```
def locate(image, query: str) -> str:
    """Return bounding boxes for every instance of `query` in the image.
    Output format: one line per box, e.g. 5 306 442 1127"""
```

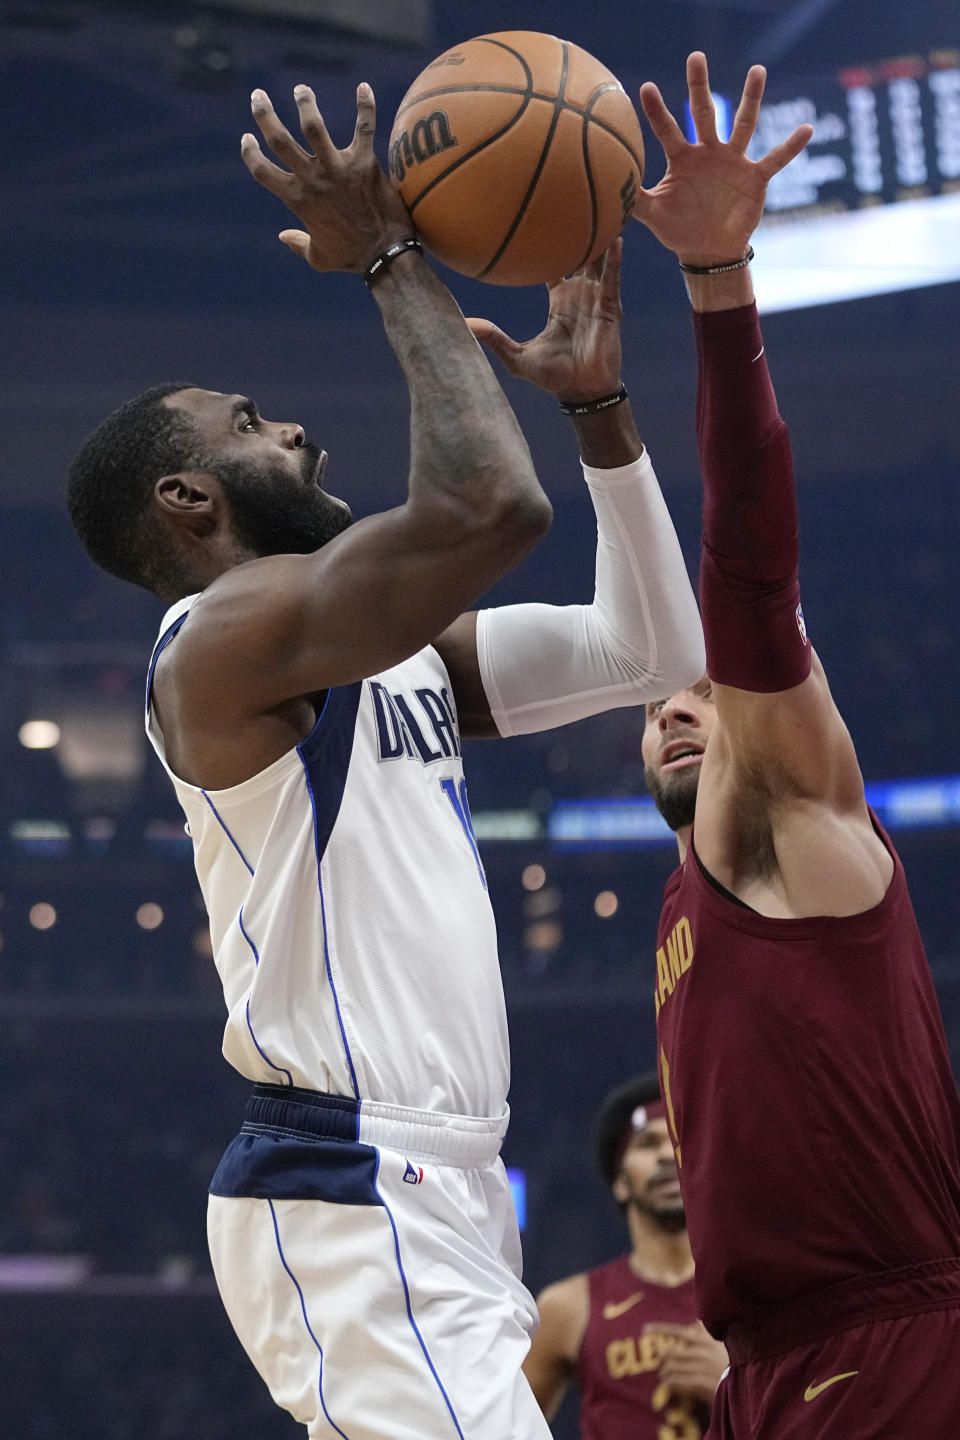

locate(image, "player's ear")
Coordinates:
612 1172 629 1204
154 471 219 536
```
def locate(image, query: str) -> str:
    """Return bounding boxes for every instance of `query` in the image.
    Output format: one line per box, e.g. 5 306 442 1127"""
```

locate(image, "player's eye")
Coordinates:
240 416 258 432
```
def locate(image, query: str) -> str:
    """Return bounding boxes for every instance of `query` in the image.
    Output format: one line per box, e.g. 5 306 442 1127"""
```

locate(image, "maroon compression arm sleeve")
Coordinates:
694 303 812 693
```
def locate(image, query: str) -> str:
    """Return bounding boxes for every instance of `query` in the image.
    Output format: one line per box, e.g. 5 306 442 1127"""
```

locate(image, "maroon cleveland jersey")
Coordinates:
654 817 960 1338
576 1253 712 1440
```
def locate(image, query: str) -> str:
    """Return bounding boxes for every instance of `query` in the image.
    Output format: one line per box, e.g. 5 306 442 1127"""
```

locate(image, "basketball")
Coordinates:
388 31 644 287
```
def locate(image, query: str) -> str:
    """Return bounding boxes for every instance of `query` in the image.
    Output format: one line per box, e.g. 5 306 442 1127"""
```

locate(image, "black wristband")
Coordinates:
678 245 754 276
558 385 628 417
364 237 423 289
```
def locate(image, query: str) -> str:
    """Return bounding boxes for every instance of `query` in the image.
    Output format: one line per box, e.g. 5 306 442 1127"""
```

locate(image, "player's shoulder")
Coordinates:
538 1269 589 1299
535 1272 590 1358
185 553 310 634
156 556 313 681
537 1270 590 1318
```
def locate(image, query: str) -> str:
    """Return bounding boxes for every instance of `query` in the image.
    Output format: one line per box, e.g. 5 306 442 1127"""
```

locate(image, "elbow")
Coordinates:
470 468 551 558
501 488 553 547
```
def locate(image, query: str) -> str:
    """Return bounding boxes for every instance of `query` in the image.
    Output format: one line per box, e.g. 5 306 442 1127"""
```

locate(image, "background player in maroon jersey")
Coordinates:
633 52 960 1438
522 1073 727 1439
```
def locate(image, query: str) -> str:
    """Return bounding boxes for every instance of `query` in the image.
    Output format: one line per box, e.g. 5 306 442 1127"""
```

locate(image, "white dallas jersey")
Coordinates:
146 596 508 1119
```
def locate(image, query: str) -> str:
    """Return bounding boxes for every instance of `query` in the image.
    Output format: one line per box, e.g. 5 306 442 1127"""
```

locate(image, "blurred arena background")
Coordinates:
1 0 959 1435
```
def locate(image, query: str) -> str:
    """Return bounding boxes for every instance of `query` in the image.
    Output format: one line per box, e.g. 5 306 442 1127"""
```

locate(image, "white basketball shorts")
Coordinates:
207 1084 550 1439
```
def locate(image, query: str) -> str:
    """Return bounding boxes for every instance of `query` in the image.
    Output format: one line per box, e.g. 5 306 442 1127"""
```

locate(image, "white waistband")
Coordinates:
358 1098 509 1168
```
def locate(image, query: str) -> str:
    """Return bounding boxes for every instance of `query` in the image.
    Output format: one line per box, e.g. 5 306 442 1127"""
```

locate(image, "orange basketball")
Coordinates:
388 31 644 286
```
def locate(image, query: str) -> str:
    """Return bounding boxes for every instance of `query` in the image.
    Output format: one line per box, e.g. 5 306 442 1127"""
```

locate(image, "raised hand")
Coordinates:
467 240 623 403
633 51 812 266
241 82 414 272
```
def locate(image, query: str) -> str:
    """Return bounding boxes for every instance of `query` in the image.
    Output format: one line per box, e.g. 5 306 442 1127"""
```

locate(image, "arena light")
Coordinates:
18 719 61 749
9 821 71 859
754 193 960 313
136 903 165 931
521 864 546 892
548 774 960 851
506 1169 526 1230
29 903 57 931
471 810 542 841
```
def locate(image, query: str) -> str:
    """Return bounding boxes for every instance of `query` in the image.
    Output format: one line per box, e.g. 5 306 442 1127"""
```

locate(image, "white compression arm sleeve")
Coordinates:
475 450 705 737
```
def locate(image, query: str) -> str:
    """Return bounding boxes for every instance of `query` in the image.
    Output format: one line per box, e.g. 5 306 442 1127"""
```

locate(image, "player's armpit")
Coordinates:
710 652 866 809
695 659 895 918
432 614 498 739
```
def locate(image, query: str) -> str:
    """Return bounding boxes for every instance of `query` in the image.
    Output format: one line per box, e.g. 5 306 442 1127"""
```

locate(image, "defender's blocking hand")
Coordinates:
633 52 812 267
466 239 624 404
241 82 414 272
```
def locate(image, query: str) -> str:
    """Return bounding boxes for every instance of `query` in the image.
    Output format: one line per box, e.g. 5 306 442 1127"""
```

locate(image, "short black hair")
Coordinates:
66 381 202 596
594 1071 663 1187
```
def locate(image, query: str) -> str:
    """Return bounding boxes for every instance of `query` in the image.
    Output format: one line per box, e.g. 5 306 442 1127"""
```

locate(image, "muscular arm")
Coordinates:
186 253 549 692
688 272 891 911
522 1274 589 1421
634 53 890 913
162 87 551 775
439 246 705 738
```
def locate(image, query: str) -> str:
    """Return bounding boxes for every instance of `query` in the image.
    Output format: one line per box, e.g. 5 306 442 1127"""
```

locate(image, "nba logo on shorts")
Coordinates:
796 602 808 645
403 1160 424 1185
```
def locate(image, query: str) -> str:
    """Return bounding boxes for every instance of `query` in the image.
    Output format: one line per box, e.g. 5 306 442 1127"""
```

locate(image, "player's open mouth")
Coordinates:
313 450 328 487
661 745 703 772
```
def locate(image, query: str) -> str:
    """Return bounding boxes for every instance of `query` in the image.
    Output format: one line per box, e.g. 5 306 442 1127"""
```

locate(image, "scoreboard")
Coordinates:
754 50 960 221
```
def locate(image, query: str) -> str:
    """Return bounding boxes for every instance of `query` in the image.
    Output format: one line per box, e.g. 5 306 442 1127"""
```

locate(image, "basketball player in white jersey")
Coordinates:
66 84 704 1438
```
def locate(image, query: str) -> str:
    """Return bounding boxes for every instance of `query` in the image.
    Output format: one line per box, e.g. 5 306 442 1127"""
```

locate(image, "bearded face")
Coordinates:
641 681 716 833
212 445 353 558
645 759 701 833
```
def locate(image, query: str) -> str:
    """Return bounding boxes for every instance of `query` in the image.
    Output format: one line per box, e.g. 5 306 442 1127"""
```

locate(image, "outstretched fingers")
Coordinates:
292 85 338 164
756 122 814 179
351 83 377 153
241 131 292 197
685 51 718 144
249 88 311 170
728 64 767 153
242 83 346 194
638 81 688 160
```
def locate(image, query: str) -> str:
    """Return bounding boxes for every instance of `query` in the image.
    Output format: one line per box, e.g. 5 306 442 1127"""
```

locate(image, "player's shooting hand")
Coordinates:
632 51 812 267
647 1321 729 1405
466 239 623 403
242 83 414 272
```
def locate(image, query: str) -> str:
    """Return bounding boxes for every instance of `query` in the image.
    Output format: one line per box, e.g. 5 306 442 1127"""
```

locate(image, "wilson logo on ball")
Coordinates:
388 111 458 183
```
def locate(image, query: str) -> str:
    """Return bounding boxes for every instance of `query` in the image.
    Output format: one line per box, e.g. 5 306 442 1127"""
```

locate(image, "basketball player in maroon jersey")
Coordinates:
522 1073 727 1439
632 53 960 1437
